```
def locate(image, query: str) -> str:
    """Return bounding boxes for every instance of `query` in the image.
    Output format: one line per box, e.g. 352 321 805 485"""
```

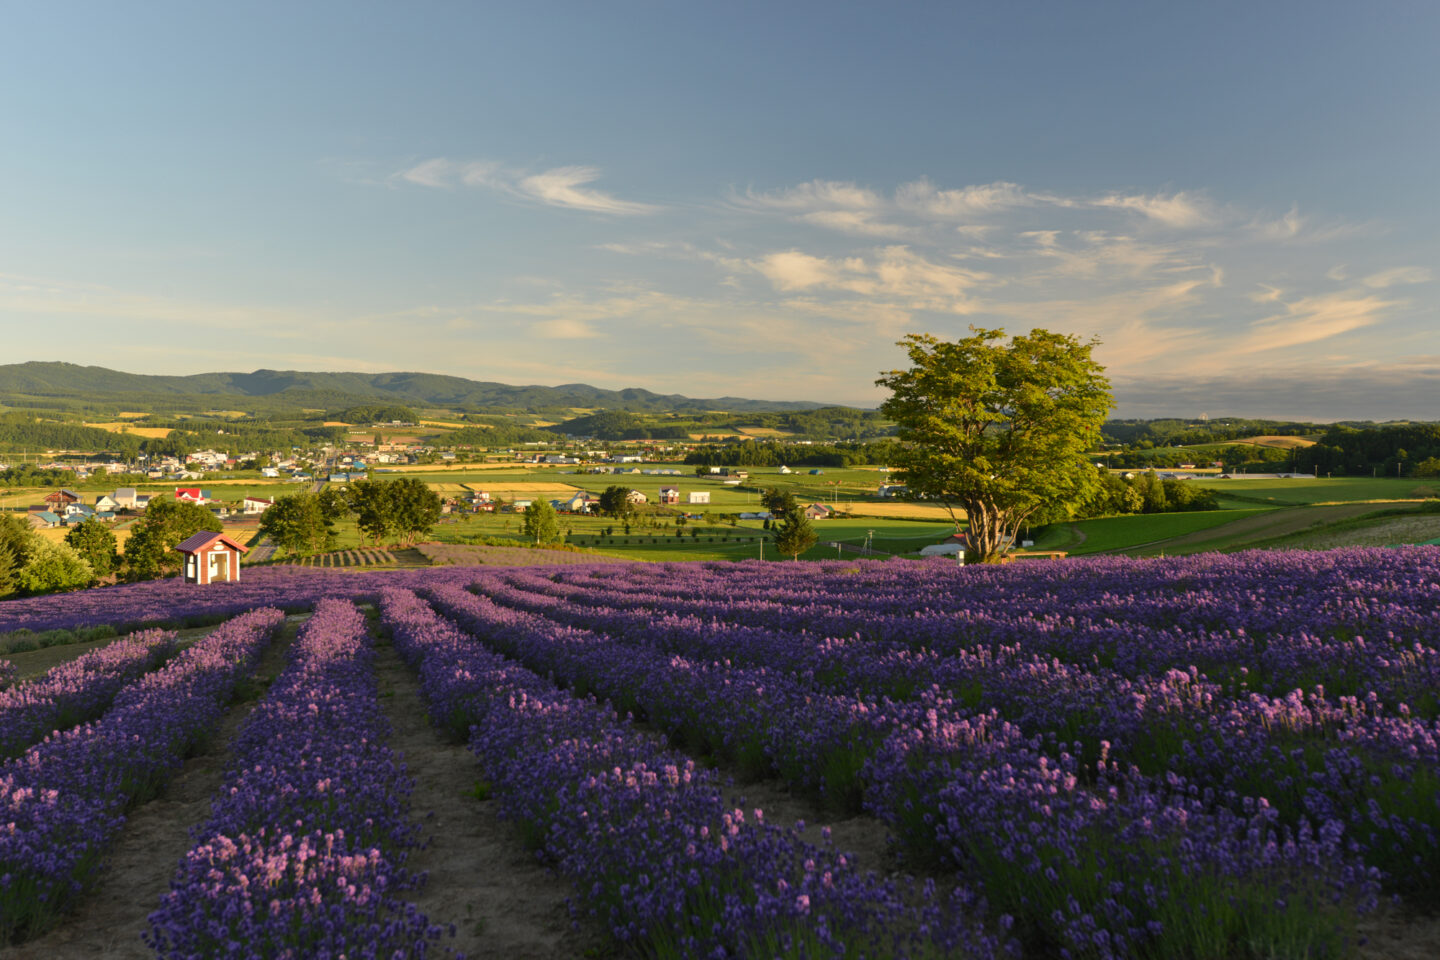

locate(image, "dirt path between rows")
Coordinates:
372 640 610 959
1 614 306 960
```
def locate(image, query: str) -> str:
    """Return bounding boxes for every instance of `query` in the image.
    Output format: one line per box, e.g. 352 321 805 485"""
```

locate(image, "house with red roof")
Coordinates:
175 531 249 584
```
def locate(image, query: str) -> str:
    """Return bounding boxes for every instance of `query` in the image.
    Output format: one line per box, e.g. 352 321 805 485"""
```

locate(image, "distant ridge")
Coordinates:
0 361 832 413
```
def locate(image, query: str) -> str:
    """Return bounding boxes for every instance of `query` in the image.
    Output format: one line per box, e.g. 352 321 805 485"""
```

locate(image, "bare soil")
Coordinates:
1 615 305 959
372 640 610 959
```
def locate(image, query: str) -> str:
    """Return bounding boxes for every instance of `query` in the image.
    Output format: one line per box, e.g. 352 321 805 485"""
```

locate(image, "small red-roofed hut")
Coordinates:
175 531 249 584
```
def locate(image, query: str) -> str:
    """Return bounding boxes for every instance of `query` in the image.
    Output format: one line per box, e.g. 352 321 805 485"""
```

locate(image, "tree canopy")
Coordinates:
877 328 1112 563
597 485 636 519
521 499 561 544
122 497 223 580
771 507 817 561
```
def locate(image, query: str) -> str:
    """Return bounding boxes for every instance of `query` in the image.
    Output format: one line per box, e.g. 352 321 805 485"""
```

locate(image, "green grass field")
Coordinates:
1037 509 1271 555
1193 476 1440 506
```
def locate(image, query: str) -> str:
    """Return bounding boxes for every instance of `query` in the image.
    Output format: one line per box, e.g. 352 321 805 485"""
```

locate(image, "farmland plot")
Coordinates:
0 549 1438 957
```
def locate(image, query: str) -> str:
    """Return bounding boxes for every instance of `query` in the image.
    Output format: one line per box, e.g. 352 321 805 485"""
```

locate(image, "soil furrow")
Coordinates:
372 639 610 960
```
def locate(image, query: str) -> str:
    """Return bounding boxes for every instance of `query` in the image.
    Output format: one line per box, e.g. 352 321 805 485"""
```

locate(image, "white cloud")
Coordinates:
1091 191 1213 228
394 158 655 214
895 178 1035 218
518 166 657 215
397 158 455 189
736 180 883 212
1362 266 1431 288
533 317 600 339
1231 290 1403 354
752 251 857 291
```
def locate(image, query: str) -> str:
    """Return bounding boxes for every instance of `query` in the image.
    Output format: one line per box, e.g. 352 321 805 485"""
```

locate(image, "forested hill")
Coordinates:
0 362 830 414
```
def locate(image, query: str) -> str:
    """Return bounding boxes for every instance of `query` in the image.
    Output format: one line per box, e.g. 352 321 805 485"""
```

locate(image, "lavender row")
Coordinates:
147 598 449 958
0 660 16 690
512 557 1440 708
477 569 1440 901
0 629 177 760
428 584 1380 958
0 606 284 943
379 586 1005 960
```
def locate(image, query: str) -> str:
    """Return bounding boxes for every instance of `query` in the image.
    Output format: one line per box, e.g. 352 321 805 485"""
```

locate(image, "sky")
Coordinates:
0 1 1436 420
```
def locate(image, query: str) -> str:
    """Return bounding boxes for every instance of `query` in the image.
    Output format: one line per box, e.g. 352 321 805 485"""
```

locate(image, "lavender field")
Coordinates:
1 548 1439 958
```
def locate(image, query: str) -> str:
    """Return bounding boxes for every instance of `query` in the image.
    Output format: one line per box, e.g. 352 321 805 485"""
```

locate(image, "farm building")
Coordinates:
42 490 81 509
804 503 833 520
175 531 249 585
175 487 211 504
94 494 119 512
658 487 680 504
688 491 711 504
27 511 62 529
626 490 649 504
243 497 274 515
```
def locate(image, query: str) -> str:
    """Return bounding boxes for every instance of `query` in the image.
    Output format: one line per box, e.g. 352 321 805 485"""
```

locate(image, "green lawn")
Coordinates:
1191 476 1439 506
1034 509 1272 555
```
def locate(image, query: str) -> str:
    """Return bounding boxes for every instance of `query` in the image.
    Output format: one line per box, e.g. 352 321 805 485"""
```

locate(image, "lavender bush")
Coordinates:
0 607 283 943
147 598 452 958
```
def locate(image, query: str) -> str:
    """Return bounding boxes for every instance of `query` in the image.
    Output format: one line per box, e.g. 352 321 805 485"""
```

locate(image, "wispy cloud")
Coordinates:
393 157 657 214
1231 289 1404 354
1091 190 1213 228
1362 266 1431 288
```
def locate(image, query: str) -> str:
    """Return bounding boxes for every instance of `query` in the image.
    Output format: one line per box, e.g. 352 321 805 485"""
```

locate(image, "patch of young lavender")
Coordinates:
146 598 453 959
379 585 1006 960
0 629 177 760
0 606 283 944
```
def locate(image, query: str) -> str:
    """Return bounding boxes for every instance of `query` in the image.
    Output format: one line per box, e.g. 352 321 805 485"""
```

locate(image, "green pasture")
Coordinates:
1032 509 1272 555
1191 476 1439 507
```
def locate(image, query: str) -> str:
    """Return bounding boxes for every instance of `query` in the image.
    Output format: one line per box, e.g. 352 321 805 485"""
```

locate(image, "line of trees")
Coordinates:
258 477 442 555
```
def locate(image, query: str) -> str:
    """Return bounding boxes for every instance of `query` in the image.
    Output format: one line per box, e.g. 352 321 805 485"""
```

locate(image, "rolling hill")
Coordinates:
0 362 831 414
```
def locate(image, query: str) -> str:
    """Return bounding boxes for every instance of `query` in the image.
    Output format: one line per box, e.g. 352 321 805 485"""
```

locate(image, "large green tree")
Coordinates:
388 477 442 546
597 485 636 519
0 513 35 598
346 478 395 546
760 487 798 517
258 493 337 556
771 507 818 561
877 328 1112 563
65 518 119 577
123 497 223 580
521 499 561 544
15 539 93 595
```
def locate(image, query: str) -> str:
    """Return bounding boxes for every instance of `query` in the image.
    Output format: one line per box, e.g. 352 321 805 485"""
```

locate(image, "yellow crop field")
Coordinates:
84 422 173 438
461 481 579 495
322 421 352 427
117 412 148 419
737 428 791 437
34 525 135 551
378 462 525 473
1229 436 1317 449
833 502 962 521
419 419 465 429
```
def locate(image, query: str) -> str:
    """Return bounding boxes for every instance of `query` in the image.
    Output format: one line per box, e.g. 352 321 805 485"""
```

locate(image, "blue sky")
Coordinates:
1 1 1436 419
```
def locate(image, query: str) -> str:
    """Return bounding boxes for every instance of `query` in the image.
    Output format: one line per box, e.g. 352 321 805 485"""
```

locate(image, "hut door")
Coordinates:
208 552 220 581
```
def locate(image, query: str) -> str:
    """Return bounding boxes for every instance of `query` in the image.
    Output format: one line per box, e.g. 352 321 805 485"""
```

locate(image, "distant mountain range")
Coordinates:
0 362 831 414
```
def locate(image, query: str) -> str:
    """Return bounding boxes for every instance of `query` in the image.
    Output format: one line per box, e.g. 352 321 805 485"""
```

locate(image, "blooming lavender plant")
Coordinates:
0 629 176 760
146 598 452 959
380 585 1005 960
0 606 282 943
